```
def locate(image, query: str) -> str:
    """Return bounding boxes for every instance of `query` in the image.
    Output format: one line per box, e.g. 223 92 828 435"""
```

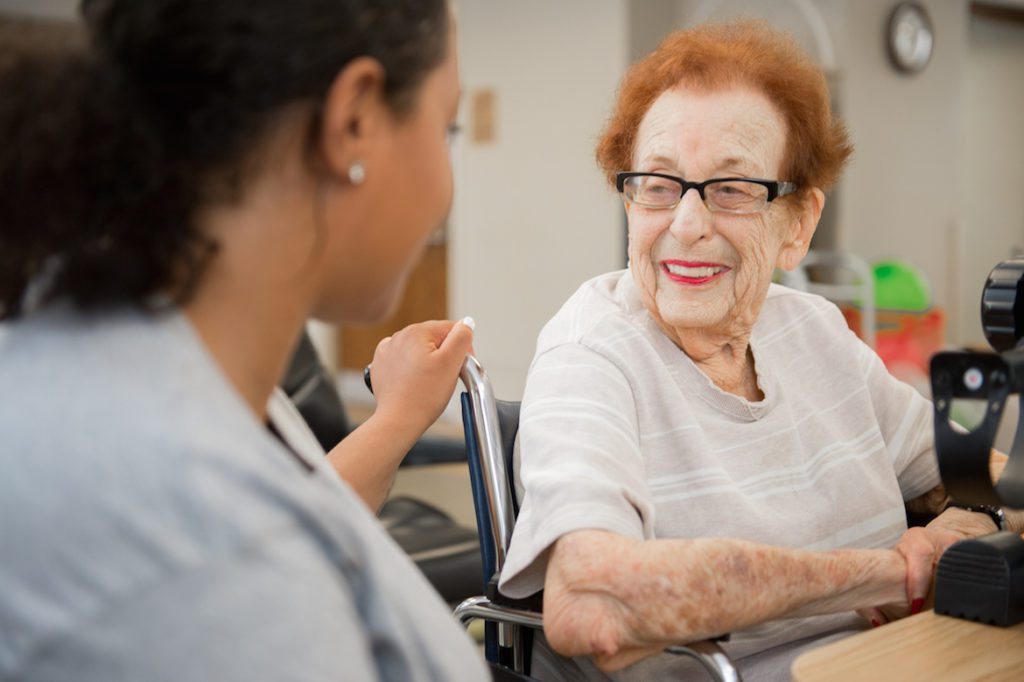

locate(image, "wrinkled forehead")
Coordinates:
632 85 788 179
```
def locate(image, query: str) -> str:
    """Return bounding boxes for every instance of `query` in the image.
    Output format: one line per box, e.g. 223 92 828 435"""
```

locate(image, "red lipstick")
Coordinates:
661 260 730 285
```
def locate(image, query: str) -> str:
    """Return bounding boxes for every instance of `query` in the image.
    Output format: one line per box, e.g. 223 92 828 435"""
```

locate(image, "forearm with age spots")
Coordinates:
543 530 906 668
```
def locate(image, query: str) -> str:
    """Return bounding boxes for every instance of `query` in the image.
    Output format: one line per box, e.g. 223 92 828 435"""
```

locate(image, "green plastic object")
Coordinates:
873 259 931 312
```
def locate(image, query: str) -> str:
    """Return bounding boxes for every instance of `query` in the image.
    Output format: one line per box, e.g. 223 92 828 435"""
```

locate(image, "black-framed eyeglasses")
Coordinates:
616 171 798 214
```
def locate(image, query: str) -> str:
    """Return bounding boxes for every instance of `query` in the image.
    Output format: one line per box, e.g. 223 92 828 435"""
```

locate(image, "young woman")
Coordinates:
0 1 486 679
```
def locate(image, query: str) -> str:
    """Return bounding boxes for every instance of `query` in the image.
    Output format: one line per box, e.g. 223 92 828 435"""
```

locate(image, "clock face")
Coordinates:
888 2 934 74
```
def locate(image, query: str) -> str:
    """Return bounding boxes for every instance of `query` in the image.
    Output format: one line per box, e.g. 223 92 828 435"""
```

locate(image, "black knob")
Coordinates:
981 258 1024 352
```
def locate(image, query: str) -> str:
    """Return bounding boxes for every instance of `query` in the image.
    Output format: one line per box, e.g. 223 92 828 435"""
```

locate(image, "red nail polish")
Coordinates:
871 619 881 628
911 598 924 615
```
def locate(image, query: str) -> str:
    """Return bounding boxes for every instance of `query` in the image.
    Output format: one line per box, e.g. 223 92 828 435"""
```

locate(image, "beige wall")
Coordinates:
450 0 629 399
833 0 967 327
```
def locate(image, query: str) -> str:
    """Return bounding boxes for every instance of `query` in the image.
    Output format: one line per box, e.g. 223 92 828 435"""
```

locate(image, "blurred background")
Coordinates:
4 0 1022 402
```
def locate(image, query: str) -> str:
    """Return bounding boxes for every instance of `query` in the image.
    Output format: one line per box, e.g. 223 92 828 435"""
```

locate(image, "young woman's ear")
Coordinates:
777 187 824 271
316 57 389 181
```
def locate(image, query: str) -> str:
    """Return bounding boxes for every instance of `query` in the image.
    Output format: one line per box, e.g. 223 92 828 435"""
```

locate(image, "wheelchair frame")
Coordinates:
453 356 741 681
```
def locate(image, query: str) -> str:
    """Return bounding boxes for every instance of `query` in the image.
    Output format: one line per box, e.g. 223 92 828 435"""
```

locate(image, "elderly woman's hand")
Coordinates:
858 508 999 626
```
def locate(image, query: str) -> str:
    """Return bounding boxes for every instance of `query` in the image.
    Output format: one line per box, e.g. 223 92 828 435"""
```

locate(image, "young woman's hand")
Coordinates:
368 317 475 439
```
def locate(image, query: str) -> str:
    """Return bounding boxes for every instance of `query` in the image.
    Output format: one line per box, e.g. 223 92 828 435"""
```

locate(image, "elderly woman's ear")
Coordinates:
776 187 825 272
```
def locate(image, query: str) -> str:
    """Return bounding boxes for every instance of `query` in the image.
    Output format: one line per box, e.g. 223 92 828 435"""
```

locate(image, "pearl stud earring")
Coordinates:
348 161 366 186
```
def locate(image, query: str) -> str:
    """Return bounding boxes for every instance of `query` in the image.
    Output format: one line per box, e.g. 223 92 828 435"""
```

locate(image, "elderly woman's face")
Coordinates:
627 85 808 342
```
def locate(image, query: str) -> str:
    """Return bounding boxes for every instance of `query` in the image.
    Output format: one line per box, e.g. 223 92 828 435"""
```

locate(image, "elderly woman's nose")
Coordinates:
668 188 712 242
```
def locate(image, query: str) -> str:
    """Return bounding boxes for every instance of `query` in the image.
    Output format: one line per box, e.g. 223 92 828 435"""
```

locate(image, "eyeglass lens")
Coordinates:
624 176 769 213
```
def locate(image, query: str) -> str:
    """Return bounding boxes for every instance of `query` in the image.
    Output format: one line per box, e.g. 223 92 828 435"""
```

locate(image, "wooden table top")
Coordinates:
791 610 1024 682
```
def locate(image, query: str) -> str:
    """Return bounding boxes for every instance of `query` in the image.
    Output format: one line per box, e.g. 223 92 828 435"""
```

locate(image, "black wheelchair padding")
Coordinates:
281 331 351 452
495 398 523 515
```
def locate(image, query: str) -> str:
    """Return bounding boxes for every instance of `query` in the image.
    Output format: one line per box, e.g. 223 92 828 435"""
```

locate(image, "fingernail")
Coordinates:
871 619 881 628
363 364 373 395
911 598 924 615
461 316 476 331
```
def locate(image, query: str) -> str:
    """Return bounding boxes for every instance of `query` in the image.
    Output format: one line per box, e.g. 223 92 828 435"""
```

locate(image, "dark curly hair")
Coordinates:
0 0 449 319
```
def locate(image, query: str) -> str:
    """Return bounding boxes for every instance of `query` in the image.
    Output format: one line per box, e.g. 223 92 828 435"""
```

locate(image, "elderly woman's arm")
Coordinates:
543 529 907 672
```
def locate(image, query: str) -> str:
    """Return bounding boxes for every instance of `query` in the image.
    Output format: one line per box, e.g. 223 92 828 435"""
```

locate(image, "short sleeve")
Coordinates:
499 343 654 599
853 326 940 500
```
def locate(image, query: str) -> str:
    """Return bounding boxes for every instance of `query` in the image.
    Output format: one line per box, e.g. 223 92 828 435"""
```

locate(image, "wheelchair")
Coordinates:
455 356 741 681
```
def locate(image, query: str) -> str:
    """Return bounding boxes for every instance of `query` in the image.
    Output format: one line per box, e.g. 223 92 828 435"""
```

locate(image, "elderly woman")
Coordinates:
500 21 1023 681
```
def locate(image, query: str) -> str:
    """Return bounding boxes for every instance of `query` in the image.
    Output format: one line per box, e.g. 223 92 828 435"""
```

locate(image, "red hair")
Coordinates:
596 20 852 195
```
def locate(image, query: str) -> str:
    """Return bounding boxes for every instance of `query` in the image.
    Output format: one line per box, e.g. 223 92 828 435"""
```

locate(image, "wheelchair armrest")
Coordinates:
666 641 742 682
456 595 742 682
454 595 544 630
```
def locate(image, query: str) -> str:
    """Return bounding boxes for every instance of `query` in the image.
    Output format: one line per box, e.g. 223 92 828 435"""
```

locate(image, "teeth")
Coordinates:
665 264 724 278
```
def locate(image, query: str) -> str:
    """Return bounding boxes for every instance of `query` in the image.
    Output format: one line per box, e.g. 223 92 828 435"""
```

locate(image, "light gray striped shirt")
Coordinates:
500 269 938 681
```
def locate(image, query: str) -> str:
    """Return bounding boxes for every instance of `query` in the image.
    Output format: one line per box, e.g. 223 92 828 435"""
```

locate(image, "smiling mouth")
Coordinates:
662 261 729 284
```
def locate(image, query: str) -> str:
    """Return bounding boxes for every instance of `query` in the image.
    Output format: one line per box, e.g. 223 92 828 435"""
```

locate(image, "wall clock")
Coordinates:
887 2 934 74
